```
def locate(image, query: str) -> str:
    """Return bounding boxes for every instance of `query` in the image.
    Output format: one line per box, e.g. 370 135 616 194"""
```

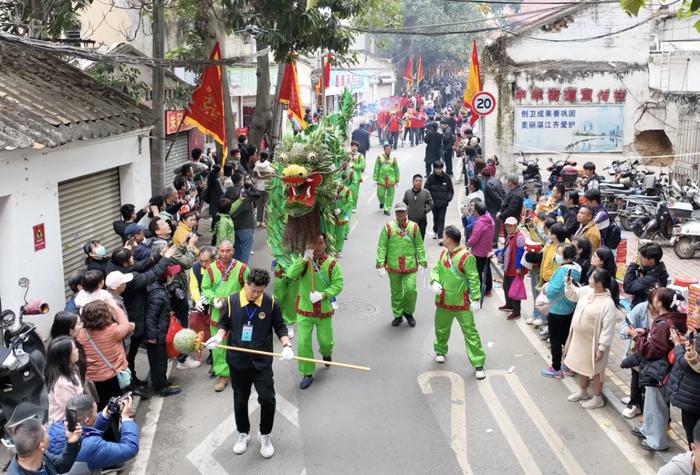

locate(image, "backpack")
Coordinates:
605 222 622 249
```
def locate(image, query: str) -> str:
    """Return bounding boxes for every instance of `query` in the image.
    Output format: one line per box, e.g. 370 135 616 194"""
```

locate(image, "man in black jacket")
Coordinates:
623 242 669 308
351 123 370 156
498 174 524 227
205 268 292 459
481 168 505 247
439 120 456 177
425 161 454 244
423 123 443 177
8 418 81 475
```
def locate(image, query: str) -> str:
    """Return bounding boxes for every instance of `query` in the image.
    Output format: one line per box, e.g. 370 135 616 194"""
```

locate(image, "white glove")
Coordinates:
310 291 323 304
213 298 223 309
419 265 427 274
204 334 222 350
334 208 341 216
302 249 314 262
432 282 443 295
280 345 294 361
377 267 387 278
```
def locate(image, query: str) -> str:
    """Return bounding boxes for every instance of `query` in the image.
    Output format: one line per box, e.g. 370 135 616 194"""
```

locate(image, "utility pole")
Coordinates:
150 0 165 194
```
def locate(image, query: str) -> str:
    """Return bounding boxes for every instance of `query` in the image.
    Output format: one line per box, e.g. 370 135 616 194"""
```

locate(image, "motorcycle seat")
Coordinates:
600 183 627 189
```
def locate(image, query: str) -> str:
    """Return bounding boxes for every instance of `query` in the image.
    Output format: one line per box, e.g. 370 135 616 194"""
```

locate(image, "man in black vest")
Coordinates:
205 268 292 459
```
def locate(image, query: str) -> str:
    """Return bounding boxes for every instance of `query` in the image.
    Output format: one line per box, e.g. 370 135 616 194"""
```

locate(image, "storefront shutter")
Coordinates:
165 132 190 185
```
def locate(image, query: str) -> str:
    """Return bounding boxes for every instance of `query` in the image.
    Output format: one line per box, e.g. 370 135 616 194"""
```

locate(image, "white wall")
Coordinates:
0 130 151 338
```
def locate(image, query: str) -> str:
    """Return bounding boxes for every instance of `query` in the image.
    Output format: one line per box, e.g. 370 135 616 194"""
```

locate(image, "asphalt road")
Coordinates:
126 143 664 475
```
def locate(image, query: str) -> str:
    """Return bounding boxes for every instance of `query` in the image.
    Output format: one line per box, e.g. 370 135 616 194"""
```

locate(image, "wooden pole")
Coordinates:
217 345 370 371
308 258 315 293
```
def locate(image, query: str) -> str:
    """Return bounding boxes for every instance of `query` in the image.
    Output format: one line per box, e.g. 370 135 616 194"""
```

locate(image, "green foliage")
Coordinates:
0 0 93 38
620 0 644 16
87 63 150 104
622 0 699 32
353 0 402 30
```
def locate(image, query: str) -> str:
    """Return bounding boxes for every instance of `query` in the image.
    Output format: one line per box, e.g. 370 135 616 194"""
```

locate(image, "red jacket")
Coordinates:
634 311 687 361
388 116 401 132
411 111 426 129
377 111 389 129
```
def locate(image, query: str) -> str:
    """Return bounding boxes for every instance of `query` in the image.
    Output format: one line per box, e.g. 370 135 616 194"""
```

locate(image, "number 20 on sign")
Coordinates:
471 91 496 116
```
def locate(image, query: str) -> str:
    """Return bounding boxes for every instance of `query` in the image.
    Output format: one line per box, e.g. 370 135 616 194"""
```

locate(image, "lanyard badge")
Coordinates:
241 306 257 342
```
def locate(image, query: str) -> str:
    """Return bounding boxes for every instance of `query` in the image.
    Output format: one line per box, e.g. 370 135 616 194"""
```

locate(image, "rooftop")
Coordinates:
0 39 152 151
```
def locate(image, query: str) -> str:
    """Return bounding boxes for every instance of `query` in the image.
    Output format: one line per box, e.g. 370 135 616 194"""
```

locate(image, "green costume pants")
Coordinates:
388 272 417 318
433 307 486 368
333 223 348 253
296 315 334 376
350 184 360 210
376 186 395 213
210 319 230 378
274 275 299 326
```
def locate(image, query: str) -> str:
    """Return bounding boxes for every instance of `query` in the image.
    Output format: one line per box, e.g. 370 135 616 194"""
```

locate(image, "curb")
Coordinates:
490 261 681 464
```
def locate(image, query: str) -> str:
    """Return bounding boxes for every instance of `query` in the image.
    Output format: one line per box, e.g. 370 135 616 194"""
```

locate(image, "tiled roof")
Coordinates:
0 40 152 151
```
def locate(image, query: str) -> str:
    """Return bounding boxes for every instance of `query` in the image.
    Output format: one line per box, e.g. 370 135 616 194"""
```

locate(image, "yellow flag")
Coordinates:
462 39 482 126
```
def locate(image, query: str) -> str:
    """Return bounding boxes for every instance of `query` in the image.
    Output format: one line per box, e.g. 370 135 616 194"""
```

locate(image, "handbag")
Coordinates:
165 313 185 359
507 275 527 301
188 309 212 341
534 283 567 316
85 332 132 390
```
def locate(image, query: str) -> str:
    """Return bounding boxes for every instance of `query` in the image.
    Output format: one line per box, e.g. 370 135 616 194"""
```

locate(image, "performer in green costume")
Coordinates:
376 202 426 327
272 261 300 338
333 181 353 257
286 234 344 390
348 141 365 211
201 240 249 391
373 143 400 215
429 225 486 379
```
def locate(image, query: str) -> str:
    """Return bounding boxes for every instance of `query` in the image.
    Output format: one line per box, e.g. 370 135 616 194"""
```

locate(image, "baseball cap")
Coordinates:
124 223 146 236
105 271 134 290
504 217 518 226
394 202 408 212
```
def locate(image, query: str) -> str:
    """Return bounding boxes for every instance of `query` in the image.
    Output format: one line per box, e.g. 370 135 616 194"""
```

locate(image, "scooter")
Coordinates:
546 157 578 191
519 153 543 199
672 217 700 259
0 277 49 448
637 201 696 244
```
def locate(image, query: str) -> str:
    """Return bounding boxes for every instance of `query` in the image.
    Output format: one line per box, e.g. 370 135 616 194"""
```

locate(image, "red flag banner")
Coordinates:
184 42 227 161
416 56 424 88
402 57 413 90
278 60 307 129
463 40 482 127
323 53 331 88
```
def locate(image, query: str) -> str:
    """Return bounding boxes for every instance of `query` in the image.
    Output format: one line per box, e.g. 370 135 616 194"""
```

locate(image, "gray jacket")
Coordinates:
657 452 693 475
403 188 433 222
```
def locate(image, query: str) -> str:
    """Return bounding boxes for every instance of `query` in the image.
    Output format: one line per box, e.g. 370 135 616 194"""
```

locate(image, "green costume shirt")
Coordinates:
214 214 235 246
350 152 366 175
287 254 344 318
343 168 359 189
201 259 249 322
430 246 481 310
376 220 427 273
334 185 353 225
373 153 400 187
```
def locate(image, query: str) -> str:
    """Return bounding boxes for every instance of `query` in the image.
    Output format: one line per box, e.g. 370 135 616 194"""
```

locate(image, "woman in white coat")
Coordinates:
563 268 619 409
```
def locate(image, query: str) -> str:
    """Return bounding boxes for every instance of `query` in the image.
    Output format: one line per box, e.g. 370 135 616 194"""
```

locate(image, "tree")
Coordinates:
0 0 93 38
622 0 700 33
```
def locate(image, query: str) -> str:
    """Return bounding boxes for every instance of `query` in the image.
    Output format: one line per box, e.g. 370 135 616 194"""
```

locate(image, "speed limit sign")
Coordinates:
471 91 496 116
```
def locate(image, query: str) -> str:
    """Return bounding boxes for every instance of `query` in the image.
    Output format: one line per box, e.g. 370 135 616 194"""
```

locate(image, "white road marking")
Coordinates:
510 315 657 475
418 371 472 475
348 220 359 237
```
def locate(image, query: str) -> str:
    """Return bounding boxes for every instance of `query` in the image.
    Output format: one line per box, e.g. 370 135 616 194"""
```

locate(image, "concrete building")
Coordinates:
0 41 152 335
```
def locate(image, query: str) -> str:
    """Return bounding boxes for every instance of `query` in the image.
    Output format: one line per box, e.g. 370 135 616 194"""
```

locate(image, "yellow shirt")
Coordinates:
172 222 192 247
189 267 203 303
539 242 560 285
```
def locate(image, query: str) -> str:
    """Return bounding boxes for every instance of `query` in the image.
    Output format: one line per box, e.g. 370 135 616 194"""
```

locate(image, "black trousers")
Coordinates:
390 131 399 149
425 161 434 177
444 149 454 176
94 376 123 410
146 342 168 391
547 312 574 371
416 218 427 241
630 368 645 409
432 206 447 238
491 216 501 248
502 276 521 314
475 256 493 294
682 410 700 448
230 365 276 435
126 333 143 379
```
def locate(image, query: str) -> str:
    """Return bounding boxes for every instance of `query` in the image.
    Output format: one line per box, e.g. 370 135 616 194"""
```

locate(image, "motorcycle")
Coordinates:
672 218 700 259
0 277 49 448
546 157 579 191
636 200 696 244
518 153 543 199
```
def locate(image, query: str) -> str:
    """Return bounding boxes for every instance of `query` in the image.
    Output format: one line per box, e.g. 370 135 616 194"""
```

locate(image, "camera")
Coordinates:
107 393 132 415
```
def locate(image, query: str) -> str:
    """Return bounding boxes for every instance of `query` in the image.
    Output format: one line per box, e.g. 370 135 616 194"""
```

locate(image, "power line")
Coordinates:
441 0 617 4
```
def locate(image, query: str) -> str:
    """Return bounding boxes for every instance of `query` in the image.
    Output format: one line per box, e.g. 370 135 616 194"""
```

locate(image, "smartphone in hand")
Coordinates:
66 409 77 432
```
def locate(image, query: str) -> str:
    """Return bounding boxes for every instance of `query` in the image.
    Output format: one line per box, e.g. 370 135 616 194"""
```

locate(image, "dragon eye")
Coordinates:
279 153 288 162
307 153 317 161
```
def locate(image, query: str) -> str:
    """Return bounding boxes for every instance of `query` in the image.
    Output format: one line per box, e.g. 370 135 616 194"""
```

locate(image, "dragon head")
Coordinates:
281 163 323 213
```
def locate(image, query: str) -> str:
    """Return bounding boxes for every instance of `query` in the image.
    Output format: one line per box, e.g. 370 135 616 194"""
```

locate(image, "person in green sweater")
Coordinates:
201 240 249 392
430 225 486 380
272 260 300 339
376 202 427 327
373 144 400 216
286 234 344 390
333 180 353 258
348 142 365 212
213 198 235 246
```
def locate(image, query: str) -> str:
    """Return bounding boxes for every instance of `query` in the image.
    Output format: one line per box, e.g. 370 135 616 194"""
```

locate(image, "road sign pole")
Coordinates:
479 115 485 157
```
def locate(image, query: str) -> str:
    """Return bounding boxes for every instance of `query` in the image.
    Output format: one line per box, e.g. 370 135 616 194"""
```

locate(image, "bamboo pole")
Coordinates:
217 345 370 372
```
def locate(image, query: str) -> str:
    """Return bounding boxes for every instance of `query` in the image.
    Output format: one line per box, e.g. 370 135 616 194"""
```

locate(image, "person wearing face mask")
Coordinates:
376 202 427 328
84 240 109 275
540 243 581 379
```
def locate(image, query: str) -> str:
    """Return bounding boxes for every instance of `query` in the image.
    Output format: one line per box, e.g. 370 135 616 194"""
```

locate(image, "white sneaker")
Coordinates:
288 326 295 339
525 317 534 325
581 395 604 409
336 252 343 258
533 318 544 327
567 390 591 402
259 434 274 459
233 433 250 454
622 405 641 419
620 396 631 405
435 355 446 363
176 356 202 370
475 368 486 380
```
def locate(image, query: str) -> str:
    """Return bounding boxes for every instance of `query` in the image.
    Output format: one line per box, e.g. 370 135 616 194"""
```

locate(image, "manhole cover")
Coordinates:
333 298 381 320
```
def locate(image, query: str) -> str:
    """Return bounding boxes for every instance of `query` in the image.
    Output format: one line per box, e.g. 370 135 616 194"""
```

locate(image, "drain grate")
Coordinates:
333 298 381 320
